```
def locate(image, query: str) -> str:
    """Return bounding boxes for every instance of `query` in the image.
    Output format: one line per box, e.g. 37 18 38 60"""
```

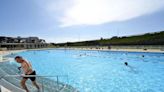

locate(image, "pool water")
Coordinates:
12 49 164 92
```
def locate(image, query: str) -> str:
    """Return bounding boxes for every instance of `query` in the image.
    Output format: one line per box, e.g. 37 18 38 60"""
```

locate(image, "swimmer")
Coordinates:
124 62 128 66
124 62 137 73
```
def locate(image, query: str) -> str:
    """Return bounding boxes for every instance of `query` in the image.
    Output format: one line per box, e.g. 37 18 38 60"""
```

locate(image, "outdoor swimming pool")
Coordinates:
10 49 164 92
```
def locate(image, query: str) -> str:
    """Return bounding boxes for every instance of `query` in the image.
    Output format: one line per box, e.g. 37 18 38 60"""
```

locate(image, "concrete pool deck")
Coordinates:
0 50 26 56
0 47 163 56
57 47 164 53
0 50 26 61
0 48 163 63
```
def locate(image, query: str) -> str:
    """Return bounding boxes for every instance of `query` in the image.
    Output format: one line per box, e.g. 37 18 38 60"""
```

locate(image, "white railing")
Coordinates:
0 75 77 92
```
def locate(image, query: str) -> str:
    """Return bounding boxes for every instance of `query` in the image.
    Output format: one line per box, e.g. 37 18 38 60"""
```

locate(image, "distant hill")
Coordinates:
56 31 164 46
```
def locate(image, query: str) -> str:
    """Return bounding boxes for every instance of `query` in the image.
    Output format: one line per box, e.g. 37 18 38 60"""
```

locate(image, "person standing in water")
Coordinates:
15 56 40 92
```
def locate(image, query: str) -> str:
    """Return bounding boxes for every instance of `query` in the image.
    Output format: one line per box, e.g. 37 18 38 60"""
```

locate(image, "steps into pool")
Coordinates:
0 62 79 92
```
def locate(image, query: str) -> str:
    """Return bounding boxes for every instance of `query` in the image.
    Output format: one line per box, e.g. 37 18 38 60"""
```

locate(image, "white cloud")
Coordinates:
59 0 164 27
40 0 164 27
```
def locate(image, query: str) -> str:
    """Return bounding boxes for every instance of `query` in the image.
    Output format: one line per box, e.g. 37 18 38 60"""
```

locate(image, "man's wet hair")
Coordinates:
15 56 22 60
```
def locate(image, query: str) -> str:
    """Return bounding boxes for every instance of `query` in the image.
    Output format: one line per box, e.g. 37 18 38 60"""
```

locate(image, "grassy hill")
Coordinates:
55 31 164 46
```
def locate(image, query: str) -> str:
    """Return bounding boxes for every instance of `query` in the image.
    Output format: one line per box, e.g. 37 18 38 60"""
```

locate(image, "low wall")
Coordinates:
110 45 164 50
0 48 7 51
62 45 164 51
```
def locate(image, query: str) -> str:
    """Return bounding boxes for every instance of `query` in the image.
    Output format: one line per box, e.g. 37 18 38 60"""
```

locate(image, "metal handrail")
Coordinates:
1 75 68 78
0 74 73 92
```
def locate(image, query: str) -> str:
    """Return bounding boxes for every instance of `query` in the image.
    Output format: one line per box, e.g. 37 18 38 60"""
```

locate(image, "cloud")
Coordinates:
40 0 164 27
58 0 164 27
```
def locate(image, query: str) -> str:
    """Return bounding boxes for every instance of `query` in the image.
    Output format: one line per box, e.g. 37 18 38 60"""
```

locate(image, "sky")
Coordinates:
0 0 164 43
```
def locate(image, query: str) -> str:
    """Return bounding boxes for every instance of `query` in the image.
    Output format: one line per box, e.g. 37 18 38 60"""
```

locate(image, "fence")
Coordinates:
0 74 78 92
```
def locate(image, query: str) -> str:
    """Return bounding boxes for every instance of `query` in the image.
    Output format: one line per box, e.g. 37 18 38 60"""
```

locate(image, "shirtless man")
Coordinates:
15 56 40 92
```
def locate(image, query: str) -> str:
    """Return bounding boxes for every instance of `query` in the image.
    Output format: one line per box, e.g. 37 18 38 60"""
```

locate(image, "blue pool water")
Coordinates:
11 49 164 92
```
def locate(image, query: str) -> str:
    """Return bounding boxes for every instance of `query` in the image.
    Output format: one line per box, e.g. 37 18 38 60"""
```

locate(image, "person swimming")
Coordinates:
124 62 128 66
124 62 138 73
